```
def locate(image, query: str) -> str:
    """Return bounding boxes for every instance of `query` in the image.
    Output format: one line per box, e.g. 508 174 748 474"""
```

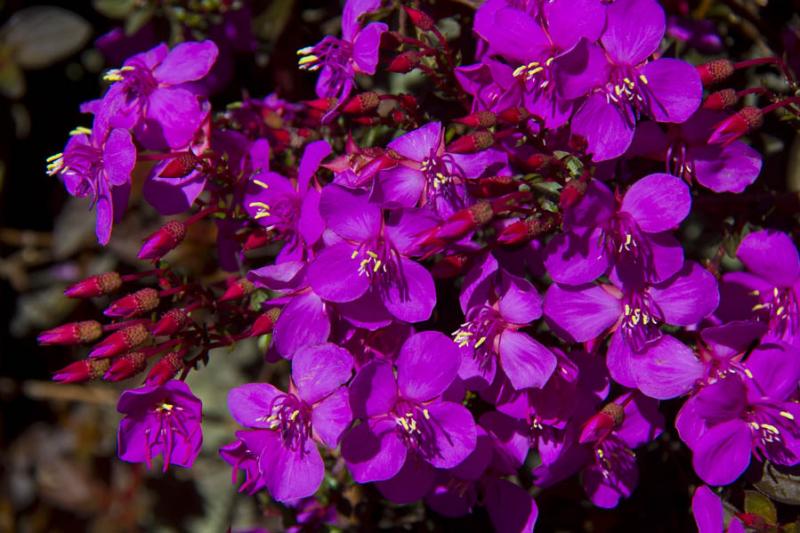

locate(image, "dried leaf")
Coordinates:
1 7 91 69
744 490 777 525
92 0 135 19
755 462 800 506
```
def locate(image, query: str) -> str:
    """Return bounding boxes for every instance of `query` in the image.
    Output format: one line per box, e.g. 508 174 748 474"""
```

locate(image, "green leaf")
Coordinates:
125 6 154 36
93 0 135 19
2 7 91 69
745 490 777 525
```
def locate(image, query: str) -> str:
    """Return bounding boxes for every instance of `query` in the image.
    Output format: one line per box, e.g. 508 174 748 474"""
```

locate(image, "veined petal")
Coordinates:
621 173 691 233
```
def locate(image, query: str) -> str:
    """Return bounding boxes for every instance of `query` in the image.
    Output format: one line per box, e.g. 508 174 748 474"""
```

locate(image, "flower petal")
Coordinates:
424 401 478 469
308 242 371 302
397 331 460 401
341 418 407 482
692 419 752 486
311 388 353 448
572 93 635 162
601 0 665 64
544 283 620 342
293 343 353 404
650 261 719 326
621 173 691 233
273 291 331 358
349 360 398 419
631 335 703 399
498 330 557 390
153 40 218 85
737 230 800 287
381 258 437 323
642 58 702 123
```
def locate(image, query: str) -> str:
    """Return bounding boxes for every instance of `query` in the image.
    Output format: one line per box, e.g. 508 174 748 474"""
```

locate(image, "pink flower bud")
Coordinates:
89 324 151 358
152 308 190 336
579 403 625 444
53 358 110 383
219 279 255 302
708 107 763 146
146 351 186 386
446 131 494 154
64 272 121 298
104 351 147 382
38 320 102 345
105 288 160 318
138 220 187 260
696 59 734 86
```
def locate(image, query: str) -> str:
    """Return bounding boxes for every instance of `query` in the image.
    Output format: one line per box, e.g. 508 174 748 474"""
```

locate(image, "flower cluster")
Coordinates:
38 0 800 530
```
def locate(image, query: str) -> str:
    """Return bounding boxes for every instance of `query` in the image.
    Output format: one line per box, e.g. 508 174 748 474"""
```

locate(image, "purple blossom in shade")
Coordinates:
116 380 203 471
219 430 267 495
544 261 718 397
248 261 331 359
94 40 218 149
473 0 607 128
341 331 477 493
297 0 387 106
679 344 800 486
372 122 510 218
453 262 557 391
717 230 800 345
570 0 702 161
692 485 746 533
667 17 724 54
226 343 353 502
307 185 439 323
544 173 691 285
628 110 762 193
455 59 522 113
694 320 768 382
533 393 665 509
285 497 338 533
48 122 136 245
243 140 331 262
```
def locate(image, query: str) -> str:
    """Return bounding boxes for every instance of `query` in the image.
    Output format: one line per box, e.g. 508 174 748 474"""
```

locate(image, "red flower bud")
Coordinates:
454 111 497 128
146 351 186 386
242 231 272 251
708 106 763 146
104 288 160 318
431 253 470 279
497 215 558 246
466 175 519 198
703 89 738 111
38 320 102 345
387 51 420 74
64 272 122 298
498 107 530 124
138 220 187 260
152 308 190 336
159 152 201 178
579 402 625 444
416 201 493 251
696 59 734 86
104 351 147 382
89 323 151 358
446 131 494 154
342 92 380 114
306 97 339 112
559 179 589 209
250 308 281 336
219 278 255 302
403 6 436 31
53 358 110 383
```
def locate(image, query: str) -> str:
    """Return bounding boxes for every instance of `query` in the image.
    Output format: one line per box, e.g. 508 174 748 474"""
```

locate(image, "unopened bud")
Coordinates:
387 51 420 73
250 308 281 336
454 111 497 128
498 107 530 124
138 220 186 260
159 152 201 178
403 6 436 31
306 97 338 112
105 288 160 318
104 351 147 382
708 106 763 146
497 215 558 246
446 131 494 154
343 92 380 114
38 320 102 345
146 351 186 386
152 308 190 336
53 358 110 383
466 175 518 198
560 179 588 209
64 272 122 298
696 59 734 86
703 89 738 111
89 323 150 358
219 279 255 302
579 402 625 444
431 253 470 279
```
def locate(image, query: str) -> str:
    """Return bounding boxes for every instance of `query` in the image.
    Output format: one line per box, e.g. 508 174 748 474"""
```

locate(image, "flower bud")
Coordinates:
104 351 147 382
250 308 281 336
465 175 518 198
708 106 763 146
416 201 493 251
38 320 102 345
104 288 160 318
498 107 530 124
703 89 738 111
138 220 186 260
64 272 122 298
342 92 380 114
219 278 255 302
53 358 110 383
159 152 201 178
696 59 734 86
242 231 272 251
497 215 558 246
146 351 186 386
89 323 151 358
454 111 497 128
431 253 470 279
579 402 625 444
306 97 338 112
403 6 436 31
387 51 420 73
152 308 190 336
559 179 588 209
446 131 494 154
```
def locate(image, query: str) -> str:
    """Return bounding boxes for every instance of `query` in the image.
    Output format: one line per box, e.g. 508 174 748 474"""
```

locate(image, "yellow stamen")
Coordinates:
253 179 269 189
69 126 92 136
780 411 795 420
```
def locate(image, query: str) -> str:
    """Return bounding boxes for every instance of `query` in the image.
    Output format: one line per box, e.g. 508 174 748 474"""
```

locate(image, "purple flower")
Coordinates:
570 0 702 161
534 393 664 509
298 0 387 106
219 430 267 495
48 122 136 245
307 185 438 323
718 230 800 344
341 331 476 493
226 343 353 501
474 0 607 127
373 122 509 218
680 344 800 486
544 173 691 285
692 485 746 533
243 140 331 262
455 59 522 113
629 111 762 193
455 258 556 391
96 40 218 148
116 380 203 471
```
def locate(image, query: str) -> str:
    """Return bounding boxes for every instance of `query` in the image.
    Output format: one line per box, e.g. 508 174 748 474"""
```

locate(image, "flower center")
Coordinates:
393 403 436 454
297 37 352 73
512 57 555 91
262 393 311 451
751 286 799 340
452 306 503 369
619 290 663 351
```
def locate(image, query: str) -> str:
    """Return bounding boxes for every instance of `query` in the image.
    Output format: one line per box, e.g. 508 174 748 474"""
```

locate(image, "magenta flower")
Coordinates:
629 110 762 193
48 121 136 245
219 430 267 495
307 185 438 323
96 40 218 148
679 344 800 486
226 343 353 501
455 257 556 391
341 331 476 492
692 485 746 533
570 0 702 161
116 380 203 471
545 261 717 397
544 173 691 285
373 121 509 218
298 0 387 106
